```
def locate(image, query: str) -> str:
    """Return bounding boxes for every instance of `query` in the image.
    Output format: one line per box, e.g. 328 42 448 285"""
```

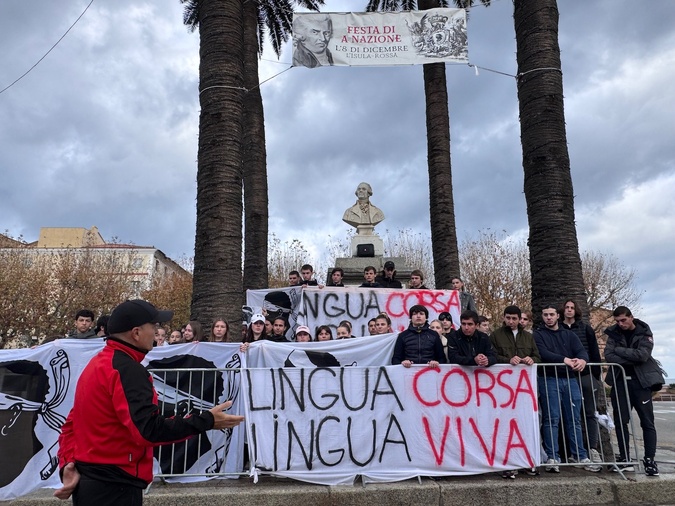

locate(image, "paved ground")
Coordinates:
645 401 675 471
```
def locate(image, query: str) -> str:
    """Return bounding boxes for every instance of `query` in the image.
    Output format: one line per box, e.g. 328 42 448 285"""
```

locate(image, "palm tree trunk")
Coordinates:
420 0 460 289
513 0 589 319
242 0 269 291
191 0 245 325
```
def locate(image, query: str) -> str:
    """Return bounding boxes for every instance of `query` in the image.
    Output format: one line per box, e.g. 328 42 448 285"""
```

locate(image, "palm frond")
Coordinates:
180 0 200 32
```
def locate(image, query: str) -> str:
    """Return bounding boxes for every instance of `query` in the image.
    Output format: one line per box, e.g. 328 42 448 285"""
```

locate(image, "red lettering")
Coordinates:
502 419 534 468
497 369 515 408
423 416 450 465
456 417 465 466
440 368 471 407
412 367 440 406
385 292 406 317
474 369 497 408
512 368 537 411
470 417 499 466
385 289 460 321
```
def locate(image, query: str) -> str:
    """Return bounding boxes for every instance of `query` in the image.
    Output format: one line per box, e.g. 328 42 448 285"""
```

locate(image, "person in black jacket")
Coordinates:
392 305 446 368
604 306 664 476
559 299 603 464
534 305 600 473
447 310 496 367
375 261 403 288
360 266 382 288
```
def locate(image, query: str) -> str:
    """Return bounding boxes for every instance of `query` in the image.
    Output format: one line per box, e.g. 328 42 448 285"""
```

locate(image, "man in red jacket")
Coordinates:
54 300 244 504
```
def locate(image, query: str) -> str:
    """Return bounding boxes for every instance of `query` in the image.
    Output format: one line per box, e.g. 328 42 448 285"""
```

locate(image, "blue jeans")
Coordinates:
539 375 588 462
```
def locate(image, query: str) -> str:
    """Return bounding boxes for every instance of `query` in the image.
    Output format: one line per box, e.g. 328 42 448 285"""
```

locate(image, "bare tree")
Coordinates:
582 250 642 331
0 247 139 348
459 230 531 326
267 234 322 288
142 267 194 332
383 229 436 288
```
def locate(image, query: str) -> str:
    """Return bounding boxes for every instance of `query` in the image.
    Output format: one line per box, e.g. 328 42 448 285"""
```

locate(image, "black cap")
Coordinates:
107 300 174 334
384 261 395 269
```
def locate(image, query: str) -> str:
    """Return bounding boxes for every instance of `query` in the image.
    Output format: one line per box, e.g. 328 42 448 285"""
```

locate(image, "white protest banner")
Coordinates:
0 341 245 500
246 287 462 338
303 287 462 336
244 333 398 369
292 8 467 68
246 286 304 339
243 364 540 485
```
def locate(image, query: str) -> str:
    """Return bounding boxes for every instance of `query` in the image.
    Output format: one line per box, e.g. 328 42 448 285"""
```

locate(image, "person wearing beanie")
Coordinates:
392 304 446 368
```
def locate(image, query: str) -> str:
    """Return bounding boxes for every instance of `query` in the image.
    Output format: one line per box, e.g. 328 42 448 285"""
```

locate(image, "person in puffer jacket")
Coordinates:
391 304 446 368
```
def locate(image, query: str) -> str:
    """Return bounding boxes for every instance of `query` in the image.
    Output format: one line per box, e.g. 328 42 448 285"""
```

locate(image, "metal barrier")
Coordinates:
537 362 640 478
146 363 640 481
148 367 248 480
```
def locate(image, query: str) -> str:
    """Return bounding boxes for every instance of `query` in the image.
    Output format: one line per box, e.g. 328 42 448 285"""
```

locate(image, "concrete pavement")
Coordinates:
9 466 675 506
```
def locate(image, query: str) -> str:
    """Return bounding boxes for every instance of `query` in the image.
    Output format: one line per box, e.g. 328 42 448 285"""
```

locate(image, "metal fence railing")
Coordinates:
537 362 640 478
146 363 639 482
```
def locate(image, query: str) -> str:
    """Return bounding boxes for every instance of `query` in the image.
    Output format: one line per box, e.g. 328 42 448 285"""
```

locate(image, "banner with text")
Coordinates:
292 9 467 68
244 333 398 369
0 341 244 501
243 364 540 485
246 287 462 337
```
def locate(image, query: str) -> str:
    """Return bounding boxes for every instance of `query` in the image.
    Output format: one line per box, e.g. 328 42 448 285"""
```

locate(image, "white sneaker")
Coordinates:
580 457 602 472
590 449 602 464
545 458 560 473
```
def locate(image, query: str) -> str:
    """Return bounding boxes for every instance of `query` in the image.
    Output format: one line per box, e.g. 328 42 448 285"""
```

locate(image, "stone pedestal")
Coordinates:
350 226 384 257
330 256 412 287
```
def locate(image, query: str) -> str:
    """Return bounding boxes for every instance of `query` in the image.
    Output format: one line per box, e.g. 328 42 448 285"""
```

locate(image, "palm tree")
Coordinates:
182 0 325 299
513 0 589 319
366 0 490 290
181 0 246 325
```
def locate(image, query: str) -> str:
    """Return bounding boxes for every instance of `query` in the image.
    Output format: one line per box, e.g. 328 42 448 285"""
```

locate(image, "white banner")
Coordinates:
292 9 467 68
243 364 540 485
246 287 462 337
244 333 398 369
0 341 244 500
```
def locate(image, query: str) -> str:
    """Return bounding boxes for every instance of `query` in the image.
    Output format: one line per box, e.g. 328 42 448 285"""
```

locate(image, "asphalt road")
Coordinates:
635 401 675 472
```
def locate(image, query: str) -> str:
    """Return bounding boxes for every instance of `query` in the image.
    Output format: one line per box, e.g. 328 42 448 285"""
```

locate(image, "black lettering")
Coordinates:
379 414 411 463
348 417 376 466
278 368 305 411
251 422 258 464
322 292 345 318
364 291 382 317
308 367 339 410
303 291 320 319
287 419 314 470
340 367 368 411
316 416 344 466
273 414 278 471
247 369 272 411
371 367 403 411
344 292 365 320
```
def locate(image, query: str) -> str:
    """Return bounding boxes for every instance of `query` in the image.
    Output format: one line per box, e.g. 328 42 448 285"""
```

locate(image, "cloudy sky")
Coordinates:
1 0 673 375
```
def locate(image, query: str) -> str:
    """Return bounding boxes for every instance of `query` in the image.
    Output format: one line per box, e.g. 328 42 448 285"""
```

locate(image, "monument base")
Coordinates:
331 256 412 287
350 231 384 257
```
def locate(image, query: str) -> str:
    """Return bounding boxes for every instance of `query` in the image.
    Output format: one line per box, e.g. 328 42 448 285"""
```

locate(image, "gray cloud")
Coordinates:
1 0 673 374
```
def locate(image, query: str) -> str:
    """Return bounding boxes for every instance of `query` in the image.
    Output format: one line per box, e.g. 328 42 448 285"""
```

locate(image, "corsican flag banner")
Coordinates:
0 341 245 501
292 8 467 68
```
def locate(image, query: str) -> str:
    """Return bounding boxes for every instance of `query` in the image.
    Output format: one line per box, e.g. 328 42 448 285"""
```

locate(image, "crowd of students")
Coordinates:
58 267 663 480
